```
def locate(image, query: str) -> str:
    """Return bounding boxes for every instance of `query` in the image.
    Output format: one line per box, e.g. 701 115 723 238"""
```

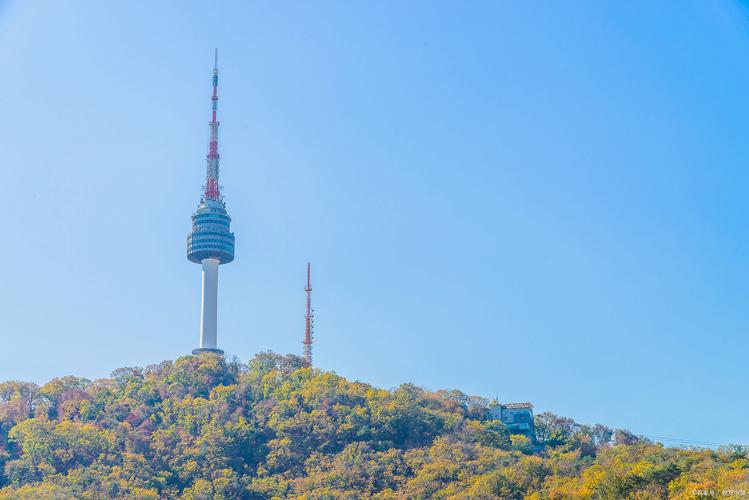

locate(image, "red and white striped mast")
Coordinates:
204 48 221 202
304 263 313 364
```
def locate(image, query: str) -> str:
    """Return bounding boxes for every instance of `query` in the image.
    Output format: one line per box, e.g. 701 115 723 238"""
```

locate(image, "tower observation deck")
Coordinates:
187 50 235 355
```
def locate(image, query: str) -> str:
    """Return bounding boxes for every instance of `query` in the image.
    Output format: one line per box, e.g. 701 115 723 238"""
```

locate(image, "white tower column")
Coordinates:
198 257 221 351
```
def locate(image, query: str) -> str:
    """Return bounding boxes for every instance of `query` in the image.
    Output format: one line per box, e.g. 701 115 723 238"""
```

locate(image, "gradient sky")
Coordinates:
1 1 748 445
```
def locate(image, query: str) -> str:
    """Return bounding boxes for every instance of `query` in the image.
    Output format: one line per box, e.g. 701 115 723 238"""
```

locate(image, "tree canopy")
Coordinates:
0 352 745 498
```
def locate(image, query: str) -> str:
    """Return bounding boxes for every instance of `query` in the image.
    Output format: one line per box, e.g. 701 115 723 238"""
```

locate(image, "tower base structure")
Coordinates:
192 347 224 356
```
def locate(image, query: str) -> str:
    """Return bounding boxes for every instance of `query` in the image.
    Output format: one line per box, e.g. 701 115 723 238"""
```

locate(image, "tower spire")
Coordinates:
204 48 221 202
304 263 313 365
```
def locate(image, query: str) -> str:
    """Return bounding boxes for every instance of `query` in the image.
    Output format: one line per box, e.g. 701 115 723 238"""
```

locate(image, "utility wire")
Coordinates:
645 435 735 448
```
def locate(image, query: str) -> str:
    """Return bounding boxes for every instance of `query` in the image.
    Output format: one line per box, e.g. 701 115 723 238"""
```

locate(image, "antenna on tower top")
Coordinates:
203 49 221 202
303 263 313 365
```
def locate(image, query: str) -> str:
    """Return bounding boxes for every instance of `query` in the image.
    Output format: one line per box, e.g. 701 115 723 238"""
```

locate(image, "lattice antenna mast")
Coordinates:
303 263 313 364
204 48 222 202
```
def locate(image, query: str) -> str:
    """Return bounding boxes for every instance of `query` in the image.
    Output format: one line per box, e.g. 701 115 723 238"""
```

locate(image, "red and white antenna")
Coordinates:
204 48 221 202
304 263 313 364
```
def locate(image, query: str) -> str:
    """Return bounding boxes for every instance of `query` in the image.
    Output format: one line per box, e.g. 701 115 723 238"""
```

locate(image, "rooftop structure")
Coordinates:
187 50 236 355
489 401 536 439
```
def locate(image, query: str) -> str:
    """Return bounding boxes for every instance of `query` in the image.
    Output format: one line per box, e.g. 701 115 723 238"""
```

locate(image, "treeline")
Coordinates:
0 352 746 498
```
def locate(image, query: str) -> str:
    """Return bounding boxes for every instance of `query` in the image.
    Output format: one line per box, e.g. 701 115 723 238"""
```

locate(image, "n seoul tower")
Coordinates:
187 50 235 355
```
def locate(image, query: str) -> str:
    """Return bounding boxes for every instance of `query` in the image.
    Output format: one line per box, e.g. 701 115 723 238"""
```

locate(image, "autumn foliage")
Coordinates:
0 352 745 498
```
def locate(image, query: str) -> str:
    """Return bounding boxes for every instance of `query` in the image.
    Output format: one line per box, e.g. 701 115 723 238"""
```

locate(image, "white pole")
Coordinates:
199 257 220 350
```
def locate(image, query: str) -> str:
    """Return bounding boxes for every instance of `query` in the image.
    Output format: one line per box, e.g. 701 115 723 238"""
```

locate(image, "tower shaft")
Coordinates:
199 258 220 351
304 263 313 364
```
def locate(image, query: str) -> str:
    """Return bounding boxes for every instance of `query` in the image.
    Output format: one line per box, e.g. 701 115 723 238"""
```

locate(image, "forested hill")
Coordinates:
0 353 745 498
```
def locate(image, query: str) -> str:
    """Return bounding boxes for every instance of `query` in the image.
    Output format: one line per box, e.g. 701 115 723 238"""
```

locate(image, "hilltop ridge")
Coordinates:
0 352 746 498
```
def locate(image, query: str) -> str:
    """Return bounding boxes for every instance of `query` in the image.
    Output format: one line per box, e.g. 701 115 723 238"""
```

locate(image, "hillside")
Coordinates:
0 353 745 499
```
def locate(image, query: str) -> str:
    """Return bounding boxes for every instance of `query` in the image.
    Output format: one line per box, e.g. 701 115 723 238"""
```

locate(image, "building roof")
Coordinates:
501 402 533 409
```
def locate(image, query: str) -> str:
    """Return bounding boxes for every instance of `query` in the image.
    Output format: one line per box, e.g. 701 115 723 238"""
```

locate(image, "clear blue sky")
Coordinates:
1 0 748 445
